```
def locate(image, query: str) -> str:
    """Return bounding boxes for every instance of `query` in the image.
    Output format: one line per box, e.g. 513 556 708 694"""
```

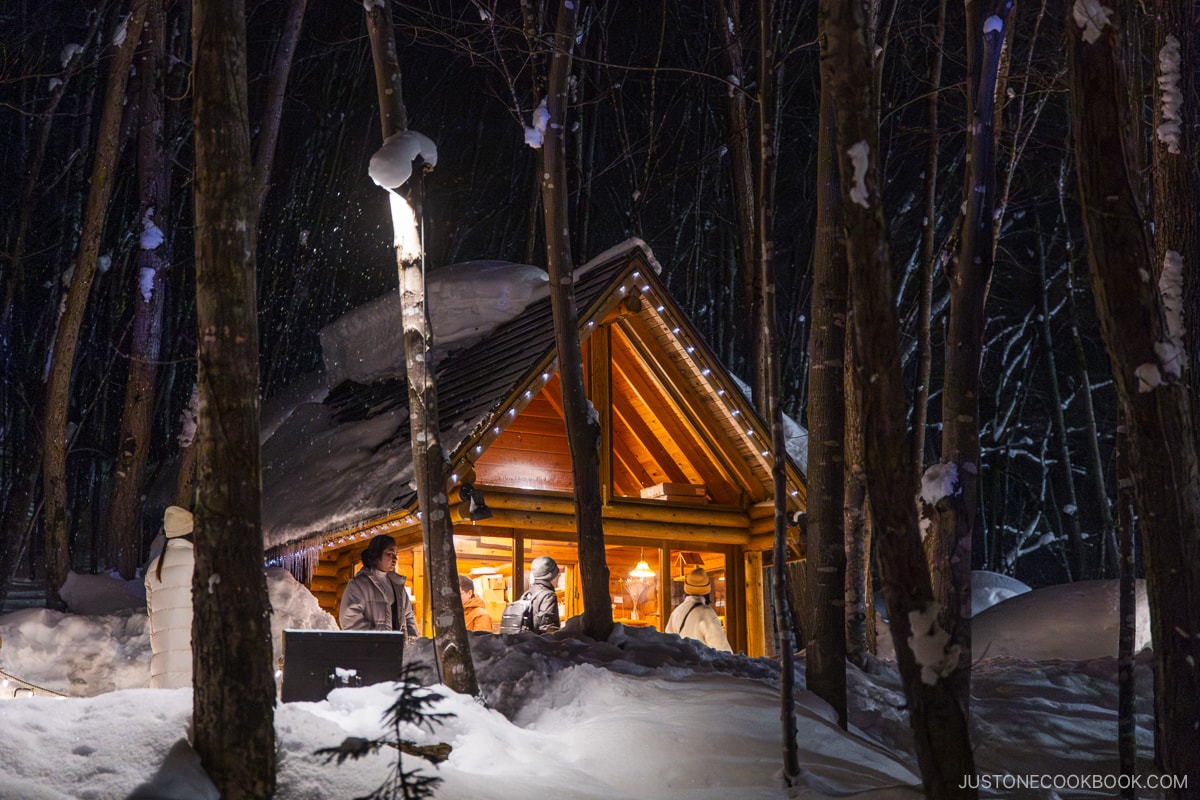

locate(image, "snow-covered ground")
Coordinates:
0 571 1171 799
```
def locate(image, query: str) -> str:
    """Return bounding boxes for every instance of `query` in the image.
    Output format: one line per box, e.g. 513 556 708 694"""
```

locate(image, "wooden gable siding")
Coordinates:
473 381 572 491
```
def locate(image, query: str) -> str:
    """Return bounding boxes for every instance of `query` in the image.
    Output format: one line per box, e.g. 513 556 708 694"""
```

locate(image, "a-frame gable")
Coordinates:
455 244 804 514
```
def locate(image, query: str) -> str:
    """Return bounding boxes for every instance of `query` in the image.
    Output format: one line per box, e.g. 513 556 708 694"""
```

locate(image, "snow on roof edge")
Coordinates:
575 237 661 280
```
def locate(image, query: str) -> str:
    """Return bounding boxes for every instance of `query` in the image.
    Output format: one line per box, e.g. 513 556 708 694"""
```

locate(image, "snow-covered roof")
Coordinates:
260 239 805 559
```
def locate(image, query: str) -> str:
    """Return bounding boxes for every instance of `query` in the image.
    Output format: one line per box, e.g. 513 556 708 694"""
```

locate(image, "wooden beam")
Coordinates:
478 486 750 528
615 321 759 498
512 534 524 599
611 389 691 484
451 504 750 545
611 334 745 504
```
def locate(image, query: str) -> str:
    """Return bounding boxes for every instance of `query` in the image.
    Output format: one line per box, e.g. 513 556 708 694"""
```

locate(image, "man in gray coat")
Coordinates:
338 534 419 636
526 555 561 633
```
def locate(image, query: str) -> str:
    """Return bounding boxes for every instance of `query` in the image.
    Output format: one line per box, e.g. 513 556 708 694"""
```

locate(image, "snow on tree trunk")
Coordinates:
41 0 148 610
818 0 977 794
1067 3 1200 790
541 0 614 643
190 0 277 794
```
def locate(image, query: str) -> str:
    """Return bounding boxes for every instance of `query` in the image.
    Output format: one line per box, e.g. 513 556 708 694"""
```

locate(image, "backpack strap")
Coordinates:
677 602 698 633
520 590 535 632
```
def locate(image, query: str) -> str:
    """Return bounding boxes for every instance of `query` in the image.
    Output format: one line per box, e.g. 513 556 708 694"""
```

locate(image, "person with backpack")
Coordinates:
665 567 732 652
501 555 561 633
338 534 419 636
145 506 196 689
525 556 561 633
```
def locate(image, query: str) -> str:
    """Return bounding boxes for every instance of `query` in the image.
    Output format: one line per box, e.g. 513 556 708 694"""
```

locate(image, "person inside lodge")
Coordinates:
665 567 731 652
459 574 494 632
338 534 419 636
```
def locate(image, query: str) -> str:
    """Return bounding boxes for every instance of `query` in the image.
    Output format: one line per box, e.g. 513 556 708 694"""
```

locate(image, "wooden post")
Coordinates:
744 550 765 657
657 542 670 631
412 546 428 637
511 534 525 600
588 327 614 504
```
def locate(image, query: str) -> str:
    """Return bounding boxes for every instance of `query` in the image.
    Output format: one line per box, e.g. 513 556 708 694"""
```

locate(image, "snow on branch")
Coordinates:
369 130 438 191
524 98 549 149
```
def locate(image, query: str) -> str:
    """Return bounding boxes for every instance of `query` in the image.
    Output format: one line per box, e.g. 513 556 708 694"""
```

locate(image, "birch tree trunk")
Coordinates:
190 0 276 793
41 0 148 609
818 0 976 793
107 0 169 579
804 73 847 727
541 0 614 642
1067 3 1200 788
364 0 480 698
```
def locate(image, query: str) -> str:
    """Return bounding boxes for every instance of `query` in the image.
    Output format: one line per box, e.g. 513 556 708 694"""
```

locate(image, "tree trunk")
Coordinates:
1115 420 1136 797
1067 4 1200 789
804 74 847 727
818 0 976 794
1153 0 1198 432
41 0 148 609
759 0 800 783
541 0 613 642
190 0 276 794
1035 231 1086 580
926 0 1013 712
713 0 763 410
911 0 946 477
107 0 170 579
251 0 308 214
364 0 480 698
844 327 874 661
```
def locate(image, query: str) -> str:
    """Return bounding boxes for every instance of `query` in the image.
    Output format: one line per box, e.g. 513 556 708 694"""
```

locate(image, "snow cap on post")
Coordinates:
369 130 438 190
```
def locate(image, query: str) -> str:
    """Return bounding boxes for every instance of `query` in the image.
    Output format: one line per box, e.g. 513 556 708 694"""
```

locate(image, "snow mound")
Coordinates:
973 579 1150 661
60 570 146 614
266 567 338 664
971 570 1031 615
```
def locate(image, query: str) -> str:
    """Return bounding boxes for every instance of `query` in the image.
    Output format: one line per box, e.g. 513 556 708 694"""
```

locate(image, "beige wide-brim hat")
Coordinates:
684 567 711 595
163 506 194 538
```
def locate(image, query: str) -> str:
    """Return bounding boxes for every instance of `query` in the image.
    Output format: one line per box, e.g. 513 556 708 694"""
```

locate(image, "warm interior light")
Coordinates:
629 548 656 578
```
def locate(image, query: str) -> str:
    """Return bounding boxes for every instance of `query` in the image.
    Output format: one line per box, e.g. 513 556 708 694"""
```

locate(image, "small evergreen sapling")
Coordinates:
316 663 453 800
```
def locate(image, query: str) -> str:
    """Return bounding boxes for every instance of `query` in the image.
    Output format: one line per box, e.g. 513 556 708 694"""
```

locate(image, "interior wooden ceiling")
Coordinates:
473 325 752 505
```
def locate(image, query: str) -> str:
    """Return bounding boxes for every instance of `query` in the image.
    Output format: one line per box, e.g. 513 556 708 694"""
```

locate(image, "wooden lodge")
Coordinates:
262 240 806 657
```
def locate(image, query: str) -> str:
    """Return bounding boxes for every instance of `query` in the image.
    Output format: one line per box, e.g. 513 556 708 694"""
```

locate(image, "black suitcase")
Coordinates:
281 629 406 702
